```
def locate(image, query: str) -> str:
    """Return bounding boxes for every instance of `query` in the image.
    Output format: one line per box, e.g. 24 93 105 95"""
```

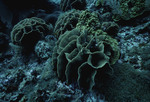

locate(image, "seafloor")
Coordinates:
0 0 150 102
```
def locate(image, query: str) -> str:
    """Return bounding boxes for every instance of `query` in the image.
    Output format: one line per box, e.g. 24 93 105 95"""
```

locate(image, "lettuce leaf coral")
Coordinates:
52 28 120 90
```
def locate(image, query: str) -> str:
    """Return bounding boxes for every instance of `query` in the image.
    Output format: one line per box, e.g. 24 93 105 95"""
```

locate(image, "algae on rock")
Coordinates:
104 63 150 102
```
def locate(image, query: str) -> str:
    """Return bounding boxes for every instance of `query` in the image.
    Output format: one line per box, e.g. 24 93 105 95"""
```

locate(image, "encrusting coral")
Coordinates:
95 0 148 21
52 28 120 90
109 0 146 21
118 0 146 21
11 17 52 49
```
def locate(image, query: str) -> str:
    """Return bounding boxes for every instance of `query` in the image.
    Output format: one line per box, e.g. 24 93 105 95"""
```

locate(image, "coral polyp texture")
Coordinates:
52 28 120 90
54 10 81 38
76 10 105 36
11 17 52 48
60 0 86 11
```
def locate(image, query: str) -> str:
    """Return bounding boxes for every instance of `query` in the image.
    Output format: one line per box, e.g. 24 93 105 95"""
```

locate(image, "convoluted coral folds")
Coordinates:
52 28 120 90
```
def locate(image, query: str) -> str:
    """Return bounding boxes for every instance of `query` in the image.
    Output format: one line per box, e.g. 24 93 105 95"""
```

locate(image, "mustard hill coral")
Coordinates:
52 28 120 90
76 10 104 36
11 17 52 48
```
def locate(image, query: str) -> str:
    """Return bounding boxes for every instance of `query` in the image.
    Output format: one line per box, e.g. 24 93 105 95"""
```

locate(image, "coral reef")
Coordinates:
35 35 57 59
52 28 120 90
54 10 119 38
35 41 52 59
101 21 119 36
86 0 97 9
0 0 150 101
11 17 52 49
83 91 105 102
117 22 150 70
76 10 104 36
94 0 149 21
60 0 86 11
137 21 150 33
104 63 150 102
54 10 81 38
106 0 147 21
2 70 25 93
117 0 146 21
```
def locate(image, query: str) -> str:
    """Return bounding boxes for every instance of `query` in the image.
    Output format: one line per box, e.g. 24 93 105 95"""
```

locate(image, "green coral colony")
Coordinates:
97 0 148 21
52 28 120 90
10 9 120 90
11 17 52 49
53 10 120 90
